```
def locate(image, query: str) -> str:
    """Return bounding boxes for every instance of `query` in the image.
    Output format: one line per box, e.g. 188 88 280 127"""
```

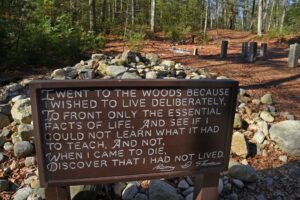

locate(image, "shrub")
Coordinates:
124 26 146 52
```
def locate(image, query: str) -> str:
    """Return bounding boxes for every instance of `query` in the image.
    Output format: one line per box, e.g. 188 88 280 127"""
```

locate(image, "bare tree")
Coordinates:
267 0 275 31
204 0 209 34
257 0 263 36
150 0 156 32
280 0 288 33
131 0 135 25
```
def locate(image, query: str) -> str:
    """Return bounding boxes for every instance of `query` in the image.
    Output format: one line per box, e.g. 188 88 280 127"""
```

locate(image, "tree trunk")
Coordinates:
257 0 263 37
250 0 256 30
267 0 275 31
150 0 156 32
280 0 287 33
131 0 135 25
203 0 208 34
101 0 106 23
262 0 269 31
89 0 96 32
70 0 77 25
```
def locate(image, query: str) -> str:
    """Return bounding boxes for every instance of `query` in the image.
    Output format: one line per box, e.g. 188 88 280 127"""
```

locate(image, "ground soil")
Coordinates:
103 29 300 119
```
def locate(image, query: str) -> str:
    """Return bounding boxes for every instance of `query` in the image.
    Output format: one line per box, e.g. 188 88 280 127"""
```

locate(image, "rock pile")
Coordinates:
0 51 299 200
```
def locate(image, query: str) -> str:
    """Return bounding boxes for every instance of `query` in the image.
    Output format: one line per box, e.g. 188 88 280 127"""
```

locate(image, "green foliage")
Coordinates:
286 2 300 32
124 26 146 52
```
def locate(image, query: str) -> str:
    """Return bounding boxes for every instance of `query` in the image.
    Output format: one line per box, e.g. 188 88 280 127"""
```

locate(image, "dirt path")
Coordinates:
103 29 300 119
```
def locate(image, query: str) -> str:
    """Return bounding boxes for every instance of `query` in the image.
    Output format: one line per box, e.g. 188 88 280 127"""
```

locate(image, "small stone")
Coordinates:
107 65 127 77
0 179 9 192
122 183 138 200
25 156 36 167
78 69 94 80
27 193 42 200
257 120 269 136
252 99 261 105
145 71 157 79
11 132 22 144
121 72 142 79
14 187 33 200
234 113 243 129
4 142 13 151
261 93 273 105
0 104 11 115
231 132 248 158
1 127 11 137
14 141 33 158
178 179 190 189
216 76 229 79
11 98 32 124
184 193 193 200
91 53 106 61
149 180 179 200
161 60 176 69
260 111 274 122
229 164 258 182
253 130 265 144
145 53 161 66
232 179 244 188
256 194 266 200
278 155 288 163
11 95 25 103
0 113 10 129
0 152 4 163
17 124 33 141
270 120 300 156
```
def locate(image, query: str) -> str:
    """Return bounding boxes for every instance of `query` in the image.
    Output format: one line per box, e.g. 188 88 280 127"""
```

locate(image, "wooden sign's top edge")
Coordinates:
29 79 239 89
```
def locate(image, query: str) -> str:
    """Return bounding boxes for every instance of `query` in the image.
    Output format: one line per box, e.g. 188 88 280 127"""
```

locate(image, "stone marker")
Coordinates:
193 48 199 56
220 40 228 59
249 42 258 63
288 43 300 68
260 43 268 58
242 42 248 59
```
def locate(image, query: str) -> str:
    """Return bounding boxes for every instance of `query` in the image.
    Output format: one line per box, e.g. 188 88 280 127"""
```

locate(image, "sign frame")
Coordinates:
29 79 238 187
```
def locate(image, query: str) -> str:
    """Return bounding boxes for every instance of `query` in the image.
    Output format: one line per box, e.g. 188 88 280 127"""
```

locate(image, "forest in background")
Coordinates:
1 0 300 69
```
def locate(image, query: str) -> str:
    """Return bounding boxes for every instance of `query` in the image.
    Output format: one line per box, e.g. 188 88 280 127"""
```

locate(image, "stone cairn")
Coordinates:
0 51 300 200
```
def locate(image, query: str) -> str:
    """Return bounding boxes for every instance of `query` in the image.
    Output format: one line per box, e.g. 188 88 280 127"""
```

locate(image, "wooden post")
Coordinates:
193 47 199 56
45 186 70 200
260 43 268 58
194 173 219 200
248 42 257 63
242 42 248 59
220 40 228 59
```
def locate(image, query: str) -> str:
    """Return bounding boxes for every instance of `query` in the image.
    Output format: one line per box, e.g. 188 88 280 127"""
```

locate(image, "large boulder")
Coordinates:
149 180 179 200
270 120 300 156
11 98 32 124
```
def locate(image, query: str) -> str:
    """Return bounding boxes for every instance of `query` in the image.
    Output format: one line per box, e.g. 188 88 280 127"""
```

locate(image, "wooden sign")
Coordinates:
29 79 238 187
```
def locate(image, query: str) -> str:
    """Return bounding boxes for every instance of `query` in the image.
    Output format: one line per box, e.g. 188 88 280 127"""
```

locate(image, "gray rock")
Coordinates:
11 98 32 124
63 66 78 79
256 194 266 200
133 193 148 200
31 188 45 200
234 113 242 129
231 132 248 158
182 187 194 196
4 142 13 151
25 156 36 167
4 83 21 96
121 72 142 79
232 179 244 188
122 183 138 200
260 93 273 105
51 68 65 79
14 187 33 200
0 152 4 163
278 155 288 163
91 53 106 61
27 193 43 200
229 164 258 182
113 182 127 197
253 130 265 144
122 50 141 63
146 71 157 79
145 53 161 66
14 141 33 158
0 179 9 192
17 124 33 141
257 120 269 136
0 104 11 115
260 111 274 122
185 193 193 200
0 113 10 128
270 120 300 156
1 127 11 137
11 95 25 103
229 192 238 200
78 69 94 80
161 60 176 69
149 180 179 200
178 179 189 189
107 65 127 77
